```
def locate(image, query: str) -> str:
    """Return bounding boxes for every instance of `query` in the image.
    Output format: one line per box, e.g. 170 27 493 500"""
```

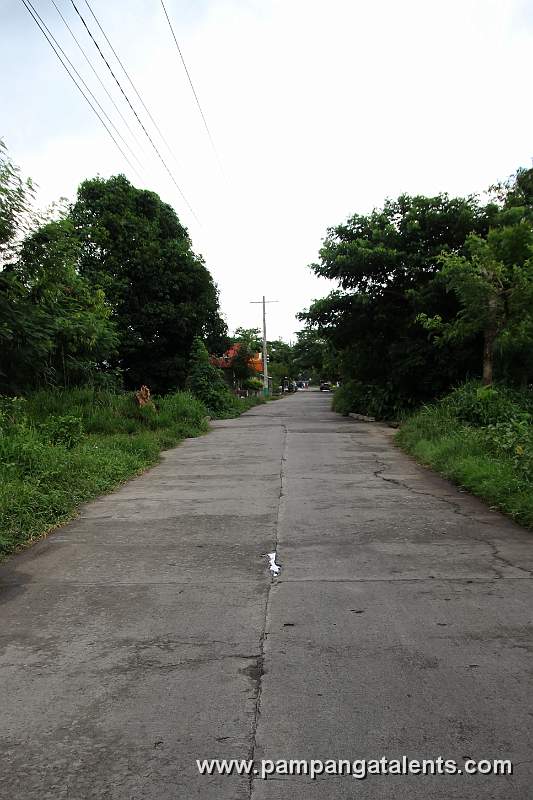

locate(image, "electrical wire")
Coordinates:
21 0 144 174
20 0 142 179
49 0 146 160
159 0 224 174
68 0 198 222
83 0 176 162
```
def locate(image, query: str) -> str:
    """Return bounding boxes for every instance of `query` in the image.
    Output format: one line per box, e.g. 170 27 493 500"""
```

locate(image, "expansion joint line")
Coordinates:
248 422 288 799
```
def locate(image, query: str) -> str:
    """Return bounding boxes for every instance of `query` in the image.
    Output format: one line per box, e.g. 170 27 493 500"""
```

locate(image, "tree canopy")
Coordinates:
0 145 118 393
301 170 533 416
71 175 227 393
0 144 227 396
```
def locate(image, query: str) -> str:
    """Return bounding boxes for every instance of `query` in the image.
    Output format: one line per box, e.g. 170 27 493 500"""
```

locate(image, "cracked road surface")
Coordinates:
1 391 532 799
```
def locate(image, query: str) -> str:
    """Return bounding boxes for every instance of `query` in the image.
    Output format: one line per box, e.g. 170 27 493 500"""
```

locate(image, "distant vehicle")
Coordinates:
319 382 331 391
282 380 296 393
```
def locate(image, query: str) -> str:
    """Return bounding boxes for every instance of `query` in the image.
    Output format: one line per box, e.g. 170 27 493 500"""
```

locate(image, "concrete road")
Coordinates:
0 391 532 799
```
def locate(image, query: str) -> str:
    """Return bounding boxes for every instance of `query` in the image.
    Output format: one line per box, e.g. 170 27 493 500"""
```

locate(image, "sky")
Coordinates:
2 0 532 341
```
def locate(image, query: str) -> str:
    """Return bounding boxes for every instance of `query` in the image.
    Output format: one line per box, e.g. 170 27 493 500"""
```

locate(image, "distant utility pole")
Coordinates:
250 296 278 396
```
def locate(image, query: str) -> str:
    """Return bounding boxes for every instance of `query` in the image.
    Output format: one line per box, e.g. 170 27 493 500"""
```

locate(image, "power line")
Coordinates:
83 0 176 163
68 0 198 222
20 0 142 179
49 0 146 161
159 0 224 174
21 0 143 175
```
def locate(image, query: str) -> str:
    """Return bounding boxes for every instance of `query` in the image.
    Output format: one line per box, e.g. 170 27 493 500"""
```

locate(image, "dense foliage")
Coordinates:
71 175 227 392
291 329 338 383
1 144 117 393
0 139 36 265
1 219 119 392
186 337 236 417
231 328 263 385
0 143 227 396
301 169 533 417
267 338 296 388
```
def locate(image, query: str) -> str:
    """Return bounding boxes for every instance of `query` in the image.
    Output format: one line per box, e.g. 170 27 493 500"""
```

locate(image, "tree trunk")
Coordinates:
482 295 499 386
482 329 494 386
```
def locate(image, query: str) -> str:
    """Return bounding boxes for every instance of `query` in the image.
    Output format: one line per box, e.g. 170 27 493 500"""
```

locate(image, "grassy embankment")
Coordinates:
0 389 265 558
396 382 533 528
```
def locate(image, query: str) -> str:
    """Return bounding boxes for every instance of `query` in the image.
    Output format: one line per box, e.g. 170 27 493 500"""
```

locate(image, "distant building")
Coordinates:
210 343 266 393
210 343 263 373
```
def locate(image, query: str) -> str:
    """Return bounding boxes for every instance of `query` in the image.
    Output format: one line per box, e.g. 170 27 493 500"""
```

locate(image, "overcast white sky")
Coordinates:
2 0 532 340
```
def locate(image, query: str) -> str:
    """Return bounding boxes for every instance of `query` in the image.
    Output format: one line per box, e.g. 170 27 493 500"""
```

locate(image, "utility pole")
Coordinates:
250 296 278 397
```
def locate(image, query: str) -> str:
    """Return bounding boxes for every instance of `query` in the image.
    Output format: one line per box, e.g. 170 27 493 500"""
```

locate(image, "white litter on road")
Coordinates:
267 552 281 575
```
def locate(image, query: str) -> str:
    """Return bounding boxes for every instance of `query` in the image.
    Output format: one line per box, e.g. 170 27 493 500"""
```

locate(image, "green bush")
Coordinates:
440 382 528 427
39 414 84 448
332 379 408 419
482 418 533 478
186 337 236 417
157 391 208 427
242 377 263 391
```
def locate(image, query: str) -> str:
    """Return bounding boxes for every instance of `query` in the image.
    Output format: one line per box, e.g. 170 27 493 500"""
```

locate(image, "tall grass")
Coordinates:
0 389 265 558
396 382 533 528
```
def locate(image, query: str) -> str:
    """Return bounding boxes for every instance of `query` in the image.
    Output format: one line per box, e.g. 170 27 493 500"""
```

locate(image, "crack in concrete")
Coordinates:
373 458 533 579
248 423 288 799
373 459 487 522
479 540 533 578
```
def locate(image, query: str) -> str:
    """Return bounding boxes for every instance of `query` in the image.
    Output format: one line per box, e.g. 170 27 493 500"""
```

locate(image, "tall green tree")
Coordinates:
0 144 117 393
419 223 533 385
70 175 227 392
229 328 262 384
267 339 296 387
0 139 36 266
292 330 338 382
301 193 498 412
1 219 118 393
0 140 35 386
233 327 262 351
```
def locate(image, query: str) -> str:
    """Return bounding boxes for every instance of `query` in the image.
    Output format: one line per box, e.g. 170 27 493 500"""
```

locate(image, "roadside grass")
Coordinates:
0 389 266 559
396 384 533 528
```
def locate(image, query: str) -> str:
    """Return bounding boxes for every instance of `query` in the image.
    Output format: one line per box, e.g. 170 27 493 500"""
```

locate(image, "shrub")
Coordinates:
440 382 528 427
0 395 28 426
332 379 408 419
482 418 533 478
39 414 84 449
157 391 208 427
186 337 235 417
242 377 263 392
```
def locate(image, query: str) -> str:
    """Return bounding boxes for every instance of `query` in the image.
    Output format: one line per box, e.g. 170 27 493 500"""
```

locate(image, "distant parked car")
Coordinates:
319 382 331 391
